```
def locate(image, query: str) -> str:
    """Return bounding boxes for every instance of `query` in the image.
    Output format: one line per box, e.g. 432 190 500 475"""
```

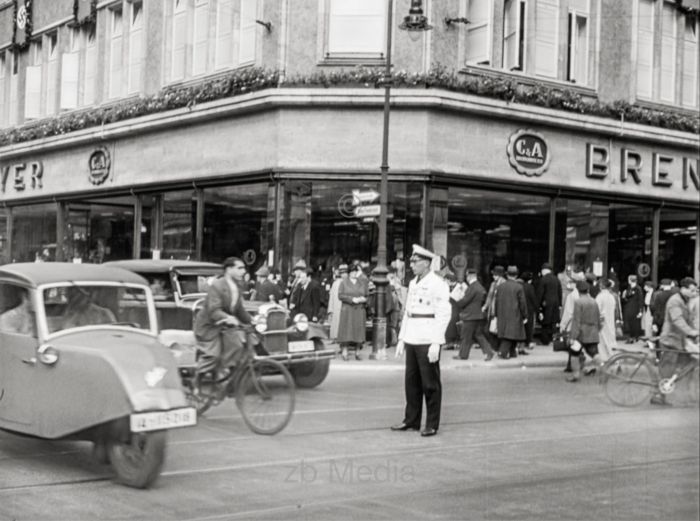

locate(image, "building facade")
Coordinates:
1 0 698 286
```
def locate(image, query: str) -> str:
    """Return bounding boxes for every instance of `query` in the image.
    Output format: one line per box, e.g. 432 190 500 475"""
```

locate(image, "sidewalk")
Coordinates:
327 342 573 371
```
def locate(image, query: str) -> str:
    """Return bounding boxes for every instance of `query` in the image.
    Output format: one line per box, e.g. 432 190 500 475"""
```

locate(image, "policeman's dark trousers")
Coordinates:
403 343 442 431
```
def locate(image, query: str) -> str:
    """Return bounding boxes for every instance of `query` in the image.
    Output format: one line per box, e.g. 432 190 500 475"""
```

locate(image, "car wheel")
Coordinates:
108 431 167 489
291 339 331 389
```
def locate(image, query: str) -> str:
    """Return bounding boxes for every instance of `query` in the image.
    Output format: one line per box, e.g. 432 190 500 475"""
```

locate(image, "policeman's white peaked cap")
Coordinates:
411 244 436 261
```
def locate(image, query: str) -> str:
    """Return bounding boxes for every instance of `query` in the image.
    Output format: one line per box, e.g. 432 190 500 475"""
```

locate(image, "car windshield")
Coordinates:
42 284 153 334
174 272 218 297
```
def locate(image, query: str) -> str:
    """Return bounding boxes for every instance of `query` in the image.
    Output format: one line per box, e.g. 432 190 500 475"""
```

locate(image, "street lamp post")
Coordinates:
371 0 431 358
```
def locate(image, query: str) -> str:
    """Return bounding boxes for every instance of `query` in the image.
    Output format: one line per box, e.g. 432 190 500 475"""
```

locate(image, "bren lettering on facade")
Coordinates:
0 0 698 286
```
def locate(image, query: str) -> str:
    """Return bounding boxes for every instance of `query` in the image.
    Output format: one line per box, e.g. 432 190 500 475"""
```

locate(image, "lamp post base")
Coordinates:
371 265 389 355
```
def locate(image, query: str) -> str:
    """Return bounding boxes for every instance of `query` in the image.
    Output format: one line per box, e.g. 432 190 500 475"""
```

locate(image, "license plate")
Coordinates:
288 340 315 353
130 408 197 433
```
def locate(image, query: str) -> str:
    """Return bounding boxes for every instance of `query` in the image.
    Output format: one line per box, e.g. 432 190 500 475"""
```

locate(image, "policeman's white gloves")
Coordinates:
395 341 405 358
428 343 440 363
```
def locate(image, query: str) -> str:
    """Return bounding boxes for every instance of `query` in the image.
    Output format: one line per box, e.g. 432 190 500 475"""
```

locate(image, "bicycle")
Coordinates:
180 325 296 435
600 337 699 407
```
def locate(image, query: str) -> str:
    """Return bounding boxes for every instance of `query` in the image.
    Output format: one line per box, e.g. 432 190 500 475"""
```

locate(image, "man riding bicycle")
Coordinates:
651 277 699 406
193 257 252 380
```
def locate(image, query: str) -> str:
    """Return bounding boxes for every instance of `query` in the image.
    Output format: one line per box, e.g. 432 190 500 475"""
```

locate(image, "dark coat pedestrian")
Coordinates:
454 273 494 360
290 271 323 322
337 275 368 345
570 293 601 345
535 264 561 345
650 280 677 332
520 273 537 346
495 268 528 358
621 276 644 340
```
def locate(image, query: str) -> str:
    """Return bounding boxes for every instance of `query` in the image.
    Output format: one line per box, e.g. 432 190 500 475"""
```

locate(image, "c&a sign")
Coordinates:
506 129 551 177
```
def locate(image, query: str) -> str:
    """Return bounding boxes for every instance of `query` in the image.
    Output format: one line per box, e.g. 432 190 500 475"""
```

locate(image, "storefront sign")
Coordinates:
506 130 551 177
586 144 699 191
88 147 111 185
352 189 380 204
354 204 380 218
1 161 43 193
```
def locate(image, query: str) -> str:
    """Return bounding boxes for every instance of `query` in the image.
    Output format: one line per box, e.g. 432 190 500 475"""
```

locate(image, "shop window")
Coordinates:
163 190 196 260
534 0 559 79
503 0 526 71
466 0 493 65
63 197 135 263
658 209 697 281
279 180 421 283
607 204 653 287
202 183 273 264
324 0 386 60
445 188 550 283
566 0 589 84
11 203 58 263
554 199 609 276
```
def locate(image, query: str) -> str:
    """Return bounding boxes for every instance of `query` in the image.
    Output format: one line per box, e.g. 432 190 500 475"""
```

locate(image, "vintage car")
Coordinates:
103 260 336 388
0 263 196 488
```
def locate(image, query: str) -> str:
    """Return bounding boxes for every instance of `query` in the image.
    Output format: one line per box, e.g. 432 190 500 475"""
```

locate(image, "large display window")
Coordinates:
554 199 609 274
607 204 653 285
445 188 550 281
11 203 58 262
202 183 273 265
658 209 698 281
162 190 196 260
278 180 423 280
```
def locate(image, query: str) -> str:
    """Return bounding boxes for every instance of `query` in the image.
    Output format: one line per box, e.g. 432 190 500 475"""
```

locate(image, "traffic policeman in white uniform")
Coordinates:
391 245 451 437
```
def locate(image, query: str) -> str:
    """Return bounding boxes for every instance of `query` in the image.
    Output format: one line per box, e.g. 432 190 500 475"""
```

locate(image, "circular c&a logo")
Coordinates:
506 129 551 177
88 147 111 185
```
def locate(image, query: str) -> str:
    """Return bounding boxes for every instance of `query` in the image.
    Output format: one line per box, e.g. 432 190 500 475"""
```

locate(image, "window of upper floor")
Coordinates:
165 0 259 85
105 0 145 99
636 0 698 109
61 25 98 110
463 0 597 88
0 50 6 129
321 0 387 62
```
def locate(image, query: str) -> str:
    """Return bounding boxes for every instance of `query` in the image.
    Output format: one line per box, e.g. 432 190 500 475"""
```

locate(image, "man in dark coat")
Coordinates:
252 265 284 303
621 274 644 342
494 266 528 359
567 281 602 382
519 271 538 353
650 278 677 334
290 266 323 322
194 257 253 377
536 262 561 346
454 269 494 361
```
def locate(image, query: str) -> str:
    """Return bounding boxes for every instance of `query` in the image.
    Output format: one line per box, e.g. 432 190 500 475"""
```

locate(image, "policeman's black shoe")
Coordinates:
420 428 438 437
390 422 420 431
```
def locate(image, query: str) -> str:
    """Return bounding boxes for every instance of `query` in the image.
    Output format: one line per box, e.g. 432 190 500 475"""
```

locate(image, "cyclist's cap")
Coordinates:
679 277 697 288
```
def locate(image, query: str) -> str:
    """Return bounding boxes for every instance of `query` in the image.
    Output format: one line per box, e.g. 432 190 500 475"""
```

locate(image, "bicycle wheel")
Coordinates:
235 359 295 435
601 354 656 407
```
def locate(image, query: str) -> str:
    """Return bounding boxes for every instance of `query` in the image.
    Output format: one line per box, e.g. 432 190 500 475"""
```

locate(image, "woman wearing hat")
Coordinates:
621 275 644 343
337 262 369 361
326 264 348 342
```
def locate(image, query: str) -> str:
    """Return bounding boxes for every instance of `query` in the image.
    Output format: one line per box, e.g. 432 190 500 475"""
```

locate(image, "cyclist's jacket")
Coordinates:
659 293 698 349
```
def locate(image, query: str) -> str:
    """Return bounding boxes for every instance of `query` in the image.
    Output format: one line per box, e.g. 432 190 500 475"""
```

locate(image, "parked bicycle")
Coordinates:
600 336 699 407
180 324 295 435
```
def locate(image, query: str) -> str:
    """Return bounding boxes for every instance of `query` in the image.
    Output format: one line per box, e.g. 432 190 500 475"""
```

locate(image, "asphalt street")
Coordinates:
1 348 698 521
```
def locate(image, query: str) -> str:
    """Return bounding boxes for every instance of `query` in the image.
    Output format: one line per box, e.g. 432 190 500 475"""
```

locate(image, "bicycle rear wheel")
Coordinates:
601 354 656 407
236 359 295 435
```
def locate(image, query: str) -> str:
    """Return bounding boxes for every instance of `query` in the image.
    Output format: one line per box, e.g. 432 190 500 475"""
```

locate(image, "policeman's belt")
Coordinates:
407 312 435 318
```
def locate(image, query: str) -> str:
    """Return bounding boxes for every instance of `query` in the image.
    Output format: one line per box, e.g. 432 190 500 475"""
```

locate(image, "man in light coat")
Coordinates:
391 245 451 437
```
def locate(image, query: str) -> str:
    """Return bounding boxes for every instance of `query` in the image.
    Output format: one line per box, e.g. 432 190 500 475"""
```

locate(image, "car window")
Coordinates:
0 283 37 337
43 285 153 334
175 273 217 296
147 274 173 300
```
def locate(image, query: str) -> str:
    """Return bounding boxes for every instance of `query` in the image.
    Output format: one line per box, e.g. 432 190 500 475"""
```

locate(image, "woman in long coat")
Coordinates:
621 274 644 342
337 263 368 360
595 278 617 360
326 264 348 341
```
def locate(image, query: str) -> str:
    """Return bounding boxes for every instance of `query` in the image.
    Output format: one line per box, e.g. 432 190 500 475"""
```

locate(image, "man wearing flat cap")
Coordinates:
289 263 323 322
253 265 284 304
536 262 562 346
391 244 451 437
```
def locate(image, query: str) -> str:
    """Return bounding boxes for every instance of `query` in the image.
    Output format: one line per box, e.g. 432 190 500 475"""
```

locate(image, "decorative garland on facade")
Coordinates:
11 0 33 52
1 67 698 148
72 0 97 29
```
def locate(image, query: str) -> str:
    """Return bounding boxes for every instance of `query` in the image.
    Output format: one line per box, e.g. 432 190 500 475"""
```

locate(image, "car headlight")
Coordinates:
254 314 267 333
294 313 309 332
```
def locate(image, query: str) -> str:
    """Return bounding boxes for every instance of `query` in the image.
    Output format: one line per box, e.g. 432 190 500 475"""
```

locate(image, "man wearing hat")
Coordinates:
289 262 323 322
453 268 495 361
567 280 603 382
391 244 451 437
494 266 528 359
536 262 562 346
194 257 252 378
252 265 284 304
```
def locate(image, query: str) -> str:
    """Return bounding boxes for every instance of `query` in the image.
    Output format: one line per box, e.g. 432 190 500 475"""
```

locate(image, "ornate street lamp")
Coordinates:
371 0 432 358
